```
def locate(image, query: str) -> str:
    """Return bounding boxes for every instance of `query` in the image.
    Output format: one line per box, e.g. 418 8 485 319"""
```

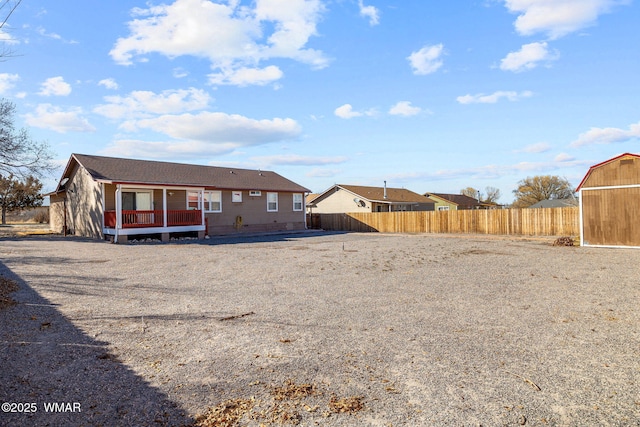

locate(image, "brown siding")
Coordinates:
581 156 640 188
582 187 640 246
206 190 305 235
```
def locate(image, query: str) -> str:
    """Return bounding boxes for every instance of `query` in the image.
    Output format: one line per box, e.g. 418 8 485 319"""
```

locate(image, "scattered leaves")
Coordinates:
0 276 19 310
193 398 255 427
328 395 364 413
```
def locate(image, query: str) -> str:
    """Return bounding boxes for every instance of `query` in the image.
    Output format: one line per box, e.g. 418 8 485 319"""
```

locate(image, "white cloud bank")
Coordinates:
110 0 329 87
407 44 444 75
0 73 19 94
503 0 629 39
500 42 559 72
38 76 72 96
457 90 533 104
571 121 640 147
94 88 211 119
25 104 96 133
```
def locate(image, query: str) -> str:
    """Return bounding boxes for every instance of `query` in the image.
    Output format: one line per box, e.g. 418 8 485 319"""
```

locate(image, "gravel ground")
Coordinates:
1 230 639 426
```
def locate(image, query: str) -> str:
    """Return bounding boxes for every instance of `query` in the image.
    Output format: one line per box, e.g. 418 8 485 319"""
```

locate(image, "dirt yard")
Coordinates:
1 231 639 426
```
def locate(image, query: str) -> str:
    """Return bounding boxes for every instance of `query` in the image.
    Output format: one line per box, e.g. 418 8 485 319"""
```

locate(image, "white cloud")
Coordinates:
335 104 361 119
94 88 211 119
0 73 19 94
571 121 640 147
101 139 238 159
110 0 329 86
334 103 377 119
555 153 575 162
456 90 533 104
503 0 629 39
389 101 422 116
389 158 591 182
208 65 283 86
306 168 342 178
38 76 72 96
251 154 348 166
129 112 302 146
24 104 95 133
98 78 119 90
358 0 380 26
407 44 444 75
521 142 552 153
500 42 559 72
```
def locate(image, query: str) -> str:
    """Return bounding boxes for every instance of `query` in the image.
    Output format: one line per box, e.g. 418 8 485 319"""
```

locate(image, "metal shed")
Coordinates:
576 153 640 248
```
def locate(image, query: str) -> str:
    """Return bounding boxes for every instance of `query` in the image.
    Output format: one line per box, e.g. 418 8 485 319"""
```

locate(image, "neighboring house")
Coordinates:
423 193 491 210
527 199 577 209
576 152 640 248
308 184 435 213
49 154 310 243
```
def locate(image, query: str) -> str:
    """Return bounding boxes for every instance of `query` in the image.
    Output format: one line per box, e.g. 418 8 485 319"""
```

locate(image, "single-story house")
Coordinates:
49 154 310 243
527 199 577 209
423 193 491 210
308 184 435 213
576 152 640 248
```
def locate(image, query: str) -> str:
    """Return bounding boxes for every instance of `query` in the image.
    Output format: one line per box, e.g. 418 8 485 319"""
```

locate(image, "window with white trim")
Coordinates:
187 191 222 212
293 193 303 211
204 191 222 212
437 205 450 211
267 192 278 212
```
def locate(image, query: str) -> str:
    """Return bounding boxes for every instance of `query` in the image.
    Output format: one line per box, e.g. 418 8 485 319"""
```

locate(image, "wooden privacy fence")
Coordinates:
310 207 579 236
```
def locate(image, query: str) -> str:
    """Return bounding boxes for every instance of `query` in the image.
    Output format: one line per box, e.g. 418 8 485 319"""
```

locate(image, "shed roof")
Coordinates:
55 154 310 193
576 152 640 191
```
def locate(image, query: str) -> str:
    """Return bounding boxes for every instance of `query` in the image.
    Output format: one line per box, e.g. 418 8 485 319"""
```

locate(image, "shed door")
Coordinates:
582 187 640 246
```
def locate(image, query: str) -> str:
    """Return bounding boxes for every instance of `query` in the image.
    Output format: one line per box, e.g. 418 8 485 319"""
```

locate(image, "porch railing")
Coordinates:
104 210 202 228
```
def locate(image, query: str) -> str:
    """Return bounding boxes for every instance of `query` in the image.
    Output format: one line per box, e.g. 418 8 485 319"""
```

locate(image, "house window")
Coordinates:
293 193 303 211
249 190 261 196
438 206 450 211
232 191 242 203
267 192 278 212
204 191 222 212
187 192 200 210
123 191 152 211
187 191 222 212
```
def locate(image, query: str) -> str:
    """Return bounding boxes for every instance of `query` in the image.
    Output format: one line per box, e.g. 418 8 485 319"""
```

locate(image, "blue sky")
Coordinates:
1 0 639 203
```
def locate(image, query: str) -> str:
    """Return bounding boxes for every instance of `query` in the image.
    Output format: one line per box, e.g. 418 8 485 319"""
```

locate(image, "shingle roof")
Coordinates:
337 185 435 204
528 199 577 208
58 154 310 193
426 193 483 208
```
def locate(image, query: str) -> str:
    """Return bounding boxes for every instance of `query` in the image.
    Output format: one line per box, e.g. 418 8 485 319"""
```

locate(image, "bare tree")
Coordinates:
0 0 22 59
484 186 501 204
0 99 55 178
512 175 575 208
460 187 481 201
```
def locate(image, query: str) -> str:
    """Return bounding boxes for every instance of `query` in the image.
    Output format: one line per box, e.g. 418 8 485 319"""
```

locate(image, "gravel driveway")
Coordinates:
1 231 639 426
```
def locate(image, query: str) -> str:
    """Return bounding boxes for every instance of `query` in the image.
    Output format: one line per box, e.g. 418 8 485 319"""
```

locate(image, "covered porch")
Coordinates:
102 184 206 242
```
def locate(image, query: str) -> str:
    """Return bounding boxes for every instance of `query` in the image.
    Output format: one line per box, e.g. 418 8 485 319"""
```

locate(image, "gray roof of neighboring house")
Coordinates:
55 154 310 193
310 184 435 205
528 199 578 208
425 193 485 208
